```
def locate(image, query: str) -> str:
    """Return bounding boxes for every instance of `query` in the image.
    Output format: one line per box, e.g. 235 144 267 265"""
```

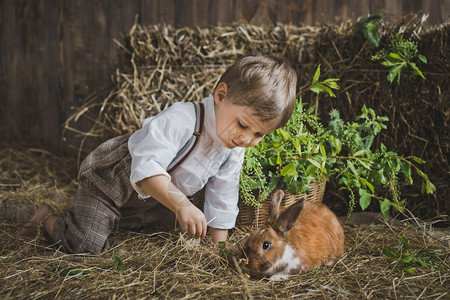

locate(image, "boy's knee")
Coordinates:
77 238 110 255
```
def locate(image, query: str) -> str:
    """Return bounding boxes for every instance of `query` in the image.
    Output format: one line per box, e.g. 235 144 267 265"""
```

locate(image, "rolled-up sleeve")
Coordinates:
203 148 245 229
128 103 195 198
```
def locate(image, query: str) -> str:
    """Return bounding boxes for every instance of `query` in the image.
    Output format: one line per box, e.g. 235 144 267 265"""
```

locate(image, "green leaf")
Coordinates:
387 63 406 84
218 241 235 256
360 178 375 193
280 163 296 176
305 164 317 177
347 161 359 176
403 266 417 275
425 180 436 194
218 241 226 250
322 78 340 90
320 144 327 157
418 54 427 63
383 247 398 259
354 149 369 157
380 198 391 220
112 254 125 271
359 189 371 210
59 268 93 277
398 235 410 250
409 62 425 79
359 160 373 170
410 156 425 164
279 129 290 140
312 64 321 84
309 85 324 94
307 158 322 170
401 163 413 185
417 170 436 194
388 52 402 61
381 60 396 67
276 152 282 165
268 157 278 166
331 136 342 154
321 85 336 97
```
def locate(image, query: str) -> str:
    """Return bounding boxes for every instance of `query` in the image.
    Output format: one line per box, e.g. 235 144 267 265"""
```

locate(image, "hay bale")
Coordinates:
308 16 449 224
63 23 321 158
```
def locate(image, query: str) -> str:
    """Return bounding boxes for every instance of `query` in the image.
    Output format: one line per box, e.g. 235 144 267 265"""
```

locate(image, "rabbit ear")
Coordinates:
268 190 285 224
273 199 305 236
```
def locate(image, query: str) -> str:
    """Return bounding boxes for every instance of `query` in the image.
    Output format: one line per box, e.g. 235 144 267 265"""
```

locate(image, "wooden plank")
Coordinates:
140 0 176 25
0 0 24 139
1 0 449 149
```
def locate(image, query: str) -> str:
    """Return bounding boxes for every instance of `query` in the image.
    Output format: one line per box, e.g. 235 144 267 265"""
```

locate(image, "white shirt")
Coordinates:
128 96 245 229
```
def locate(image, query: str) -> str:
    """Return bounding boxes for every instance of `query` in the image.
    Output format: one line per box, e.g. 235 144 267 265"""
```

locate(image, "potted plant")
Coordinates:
238 65 435 224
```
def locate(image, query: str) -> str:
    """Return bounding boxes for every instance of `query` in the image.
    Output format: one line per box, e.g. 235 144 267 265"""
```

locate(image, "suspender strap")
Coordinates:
167 102 205 173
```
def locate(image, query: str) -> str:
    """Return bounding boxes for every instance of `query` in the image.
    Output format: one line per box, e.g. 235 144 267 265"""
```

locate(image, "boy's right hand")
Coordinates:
176 202 207 239
136 175 207 238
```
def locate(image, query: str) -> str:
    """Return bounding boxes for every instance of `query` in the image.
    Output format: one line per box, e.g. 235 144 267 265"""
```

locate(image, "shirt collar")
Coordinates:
201 96 223 145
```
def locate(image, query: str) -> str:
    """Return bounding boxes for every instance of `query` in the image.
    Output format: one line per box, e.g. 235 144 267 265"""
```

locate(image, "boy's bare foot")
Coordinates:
26 204 54 227
22 204 54 237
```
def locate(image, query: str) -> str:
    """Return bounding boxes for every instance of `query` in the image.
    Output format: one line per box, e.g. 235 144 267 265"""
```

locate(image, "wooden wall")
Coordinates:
1 0 449 150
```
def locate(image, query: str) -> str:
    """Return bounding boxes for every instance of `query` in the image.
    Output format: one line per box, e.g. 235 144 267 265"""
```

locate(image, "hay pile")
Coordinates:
1 145 449 299
64 16 449 222
0 145 77 223
63 23 321 158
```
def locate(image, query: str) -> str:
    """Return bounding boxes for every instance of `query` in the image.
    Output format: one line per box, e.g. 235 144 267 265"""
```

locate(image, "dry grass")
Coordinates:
1 145 448 299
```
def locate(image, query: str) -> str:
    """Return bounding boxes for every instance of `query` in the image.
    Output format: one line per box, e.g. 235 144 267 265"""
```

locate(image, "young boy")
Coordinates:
27 54 297 254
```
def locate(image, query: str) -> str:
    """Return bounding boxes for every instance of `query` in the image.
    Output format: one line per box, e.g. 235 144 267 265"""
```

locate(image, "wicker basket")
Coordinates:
236 180 326 228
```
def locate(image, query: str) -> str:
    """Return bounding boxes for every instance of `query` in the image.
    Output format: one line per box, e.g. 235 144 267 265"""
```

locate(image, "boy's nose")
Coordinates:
238 135 252 146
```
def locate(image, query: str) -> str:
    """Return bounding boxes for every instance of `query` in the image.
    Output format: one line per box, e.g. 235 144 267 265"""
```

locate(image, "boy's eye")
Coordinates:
238 121 248 129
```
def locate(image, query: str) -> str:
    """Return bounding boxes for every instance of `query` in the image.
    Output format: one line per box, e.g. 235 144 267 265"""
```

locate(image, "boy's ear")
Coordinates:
214 82 228 104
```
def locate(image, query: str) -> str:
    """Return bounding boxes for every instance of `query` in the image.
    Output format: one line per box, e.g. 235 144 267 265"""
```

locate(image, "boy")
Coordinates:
27 54 297 254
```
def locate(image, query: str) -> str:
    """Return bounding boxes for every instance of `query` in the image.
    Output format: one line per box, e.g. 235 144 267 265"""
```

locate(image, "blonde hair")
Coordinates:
216 54 297 129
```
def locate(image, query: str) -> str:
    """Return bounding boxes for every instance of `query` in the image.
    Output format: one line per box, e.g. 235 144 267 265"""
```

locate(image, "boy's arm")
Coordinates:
137 175 207 239
209 228 228 243
203 148 245 231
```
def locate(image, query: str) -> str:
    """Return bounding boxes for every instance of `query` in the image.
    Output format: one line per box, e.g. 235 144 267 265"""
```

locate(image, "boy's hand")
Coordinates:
177 202 207 239
136 175 207 238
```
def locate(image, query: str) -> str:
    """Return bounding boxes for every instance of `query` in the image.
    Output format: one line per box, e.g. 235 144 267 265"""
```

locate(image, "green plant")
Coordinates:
372 34 427 84
383 235 443 274
112 254 126 271
59 268 94 277
353 13 385 47
239 66 435 218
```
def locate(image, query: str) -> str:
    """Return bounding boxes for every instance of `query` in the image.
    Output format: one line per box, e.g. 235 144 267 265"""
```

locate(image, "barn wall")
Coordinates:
1 0 448 150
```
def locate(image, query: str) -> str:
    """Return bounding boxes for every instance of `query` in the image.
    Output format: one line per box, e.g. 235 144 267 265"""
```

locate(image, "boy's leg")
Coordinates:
49 185 120 254
118 196 175 231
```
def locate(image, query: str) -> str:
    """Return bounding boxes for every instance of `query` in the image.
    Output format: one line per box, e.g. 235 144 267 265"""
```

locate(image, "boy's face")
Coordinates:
214 83 274 149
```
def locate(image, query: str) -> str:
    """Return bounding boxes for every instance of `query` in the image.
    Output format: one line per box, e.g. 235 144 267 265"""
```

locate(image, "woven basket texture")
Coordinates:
236 180 326 228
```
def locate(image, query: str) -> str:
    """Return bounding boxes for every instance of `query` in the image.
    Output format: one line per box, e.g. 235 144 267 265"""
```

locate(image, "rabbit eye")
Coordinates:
262 241 271 250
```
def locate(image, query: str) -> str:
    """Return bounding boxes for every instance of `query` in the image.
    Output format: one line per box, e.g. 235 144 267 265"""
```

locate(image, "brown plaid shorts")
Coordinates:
50 134 173 254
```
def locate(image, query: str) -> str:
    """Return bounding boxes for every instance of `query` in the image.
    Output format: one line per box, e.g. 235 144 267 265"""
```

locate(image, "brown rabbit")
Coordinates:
233 190 344 280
